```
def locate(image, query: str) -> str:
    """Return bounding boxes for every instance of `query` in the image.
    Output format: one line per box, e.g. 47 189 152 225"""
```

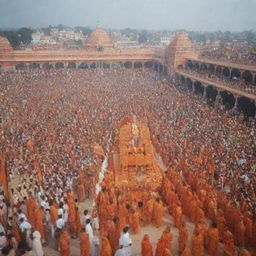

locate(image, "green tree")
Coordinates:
138 30 148 44
17 27 34 44
0 30 20 48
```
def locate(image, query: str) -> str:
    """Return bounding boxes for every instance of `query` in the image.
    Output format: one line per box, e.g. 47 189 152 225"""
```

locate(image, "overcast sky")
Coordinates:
0 0 256 31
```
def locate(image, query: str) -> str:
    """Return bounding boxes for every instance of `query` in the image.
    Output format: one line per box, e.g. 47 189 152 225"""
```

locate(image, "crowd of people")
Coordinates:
200 44 256 65
0 67 255 256
178 66 256 95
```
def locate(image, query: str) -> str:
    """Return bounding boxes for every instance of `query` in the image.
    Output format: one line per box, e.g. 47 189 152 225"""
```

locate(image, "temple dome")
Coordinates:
168 31 194 50
84 26 114 51
0 36 13 53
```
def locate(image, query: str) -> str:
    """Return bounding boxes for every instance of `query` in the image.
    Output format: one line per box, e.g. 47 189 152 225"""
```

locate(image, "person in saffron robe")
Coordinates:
100 236 112 256
107 218 119 253
206 223 219 256
173 205 182 228
141 234 153 256
59 228 71 256
239 249 251 256
191 230 204 256
178 222 188 254
80 231 90 256
164 248 173 256
223 228 235 256
153 198 163 228
34 207 45 243
74 207 81 238
131 209 140 234
144 197 154 224
181 247 192 256
155 226 173 256
235 217 246 247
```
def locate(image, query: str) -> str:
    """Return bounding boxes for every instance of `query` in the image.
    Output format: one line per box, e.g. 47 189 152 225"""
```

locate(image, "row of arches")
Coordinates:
179 75 256 117
186 60 256 84
15 61 167 73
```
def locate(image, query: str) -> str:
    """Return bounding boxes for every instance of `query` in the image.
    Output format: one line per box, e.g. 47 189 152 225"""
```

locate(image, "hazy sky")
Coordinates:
0 0 256 31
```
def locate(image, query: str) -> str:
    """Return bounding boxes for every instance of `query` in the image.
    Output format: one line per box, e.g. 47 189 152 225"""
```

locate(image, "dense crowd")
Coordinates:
200 44 256 65
178 67 256 95
0 68 255 256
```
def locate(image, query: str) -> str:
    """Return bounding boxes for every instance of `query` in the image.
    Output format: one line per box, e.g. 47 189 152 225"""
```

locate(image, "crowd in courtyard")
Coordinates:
0 67 255 256
200 44 256 65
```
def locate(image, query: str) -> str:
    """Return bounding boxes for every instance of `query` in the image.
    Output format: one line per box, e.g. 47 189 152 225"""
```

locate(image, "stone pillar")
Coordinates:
203 86 207 97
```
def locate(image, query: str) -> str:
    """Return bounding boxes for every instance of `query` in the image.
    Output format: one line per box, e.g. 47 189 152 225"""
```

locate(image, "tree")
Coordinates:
17 27 34 44
0 30 20 48
138 30 149 44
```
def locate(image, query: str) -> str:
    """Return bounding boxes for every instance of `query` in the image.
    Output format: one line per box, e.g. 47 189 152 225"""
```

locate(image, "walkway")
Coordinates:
189 58 256 73
176 70 256 101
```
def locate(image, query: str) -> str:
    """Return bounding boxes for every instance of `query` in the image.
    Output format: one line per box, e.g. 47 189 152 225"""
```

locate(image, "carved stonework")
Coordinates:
165 32 197 72
84 26 114 51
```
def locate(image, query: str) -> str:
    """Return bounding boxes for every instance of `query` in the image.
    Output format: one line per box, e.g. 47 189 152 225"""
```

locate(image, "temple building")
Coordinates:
84 26 114 51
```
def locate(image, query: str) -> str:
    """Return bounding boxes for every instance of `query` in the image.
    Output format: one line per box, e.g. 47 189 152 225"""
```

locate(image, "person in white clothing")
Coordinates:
82 210 91 226
19 218 32 233
119 226 132 256
0 232 7 251
31 230 44 256
85 219 94 246
114 246 129 256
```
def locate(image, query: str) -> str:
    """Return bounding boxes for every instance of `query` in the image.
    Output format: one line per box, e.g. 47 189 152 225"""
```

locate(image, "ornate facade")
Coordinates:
0 26 196 73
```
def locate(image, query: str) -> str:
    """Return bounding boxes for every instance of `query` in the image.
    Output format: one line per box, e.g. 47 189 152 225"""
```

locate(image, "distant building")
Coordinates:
160 36 173 47
115 40 139 49
32 32 43 43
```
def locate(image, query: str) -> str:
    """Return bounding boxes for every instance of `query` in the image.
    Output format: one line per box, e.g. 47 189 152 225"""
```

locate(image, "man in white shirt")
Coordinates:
114 246 129 256
19 218 32 233
56 215 65 230
85 219 94 246
119 226 132 256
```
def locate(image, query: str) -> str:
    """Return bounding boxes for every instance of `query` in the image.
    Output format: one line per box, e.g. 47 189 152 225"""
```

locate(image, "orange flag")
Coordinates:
0 152 9 199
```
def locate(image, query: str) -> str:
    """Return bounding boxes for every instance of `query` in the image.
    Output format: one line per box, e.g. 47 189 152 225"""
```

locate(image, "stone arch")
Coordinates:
180 75 185 85
78 63 88 69
16 63 27 70
200 63 208 71
68 62 76 69
242 70 253 84
111 62 121 68
206 85 218 102
186 60 193 69
230 68 241 79
29 63 40 69
159 64 163 73
208 64 215 73
219 91 235 109
144 61 154 69
134 62 143 69
55 62 64 69
154 62 159 72
42 63 53 69
185 78 193 90
124 62 132 69
194 81 204 95
90 62 97 69
237 97 256 117
222 67 230 78
194 62 200 71
102 62 110 69
216 66 222 76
